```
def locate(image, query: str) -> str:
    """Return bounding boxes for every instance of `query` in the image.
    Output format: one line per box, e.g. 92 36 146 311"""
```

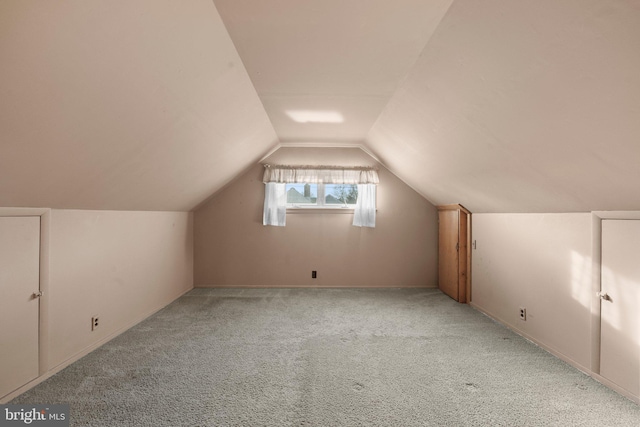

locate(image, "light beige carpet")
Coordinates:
12 288 640 426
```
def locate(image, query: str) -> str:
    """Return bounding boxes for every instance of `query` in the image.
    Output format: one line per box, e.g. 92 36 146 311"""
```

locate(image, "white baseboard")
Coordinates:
194 284 438 288
469 301 639 405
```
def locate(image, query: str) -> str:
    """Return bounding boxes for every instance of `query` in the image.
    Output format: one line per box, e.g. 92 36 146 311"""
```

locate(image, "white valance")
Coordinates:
262 165 379 185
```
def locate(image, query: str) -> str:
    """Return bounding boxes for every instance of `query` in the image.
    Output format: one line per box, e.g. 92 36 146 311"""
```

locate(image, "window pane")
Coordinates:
325 184 358 205
286 183 317 204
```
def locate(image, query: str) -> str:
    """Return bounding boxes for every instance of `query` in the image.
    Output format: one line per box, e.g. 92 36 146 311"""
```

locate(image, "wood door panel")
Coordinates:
601 220 640 396
438 209 459 300
458 211 468 303
0 216 40 399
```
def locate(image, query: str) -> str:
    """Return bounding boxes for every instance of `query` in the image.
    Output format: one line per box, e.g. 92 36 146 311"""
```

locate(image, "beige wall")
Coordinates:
1 208 194 402
194 147 438 287
47 210 194 369
471 213 593 370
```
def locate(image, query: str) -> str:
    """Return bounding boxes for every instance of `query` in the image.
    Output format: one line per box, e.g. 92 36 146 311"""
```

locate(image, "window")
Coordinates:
263 165 378 227
285 183 358 208
286 183 317 206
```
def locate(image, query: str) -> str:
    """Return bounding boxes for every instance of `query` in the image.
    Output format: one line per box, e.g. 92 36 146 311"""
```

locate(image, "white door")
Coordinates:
600 219 640 397
0 216 41 399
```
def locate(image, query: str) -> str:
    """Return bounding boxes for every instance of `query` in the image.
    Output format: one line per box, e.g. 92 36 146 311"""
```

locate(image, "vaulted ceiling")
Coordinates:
214 0 453 143
1 0 639 212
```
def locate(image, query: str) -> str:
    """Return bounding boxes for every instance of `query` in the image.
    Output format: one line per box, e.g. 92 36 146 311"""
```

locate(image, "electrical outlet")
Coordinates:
519 307 526 321
91 316 99 331
312 270 317 279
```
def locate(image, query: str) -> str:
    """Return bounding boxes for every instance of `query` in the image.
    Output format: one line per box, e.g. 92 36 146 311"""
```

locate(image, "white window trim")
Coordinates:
286 182 359 212
287 207 355 214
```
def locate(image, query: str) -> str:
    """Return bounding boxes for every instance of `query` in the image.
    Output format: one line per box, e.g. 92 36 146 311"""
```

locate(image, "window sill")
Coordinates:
287 207 355 214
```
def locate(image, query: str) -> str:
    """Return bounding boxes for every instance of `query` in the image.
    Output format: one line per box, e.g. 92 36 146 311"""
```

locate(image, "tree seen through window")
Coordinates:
325 184 357 205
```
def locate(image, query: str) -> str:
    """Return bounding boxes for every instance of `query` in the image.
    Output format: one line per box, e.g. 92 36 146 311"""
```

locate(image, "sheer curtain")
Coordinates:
263 165 378 227
262 182 286 226
353 184 376 228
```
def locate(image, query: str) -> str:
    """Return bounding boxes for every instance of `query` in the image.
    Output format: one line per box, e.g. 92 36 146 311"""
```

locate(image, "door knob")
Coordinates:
597 291 611 302
31 290 43 299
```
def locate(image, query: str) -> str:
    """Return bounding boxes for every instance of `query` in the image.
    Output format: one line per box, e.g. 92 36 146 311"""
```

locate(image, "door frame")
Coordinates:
591 211 640 403
0 208 51 389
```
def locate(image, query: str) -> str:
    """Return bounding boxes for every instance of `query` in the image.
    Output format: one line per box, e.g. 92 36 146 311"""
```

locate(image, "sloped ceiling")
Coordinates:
366 0 640 212
216 0 640 213
0 0 277 211
2 0 639 213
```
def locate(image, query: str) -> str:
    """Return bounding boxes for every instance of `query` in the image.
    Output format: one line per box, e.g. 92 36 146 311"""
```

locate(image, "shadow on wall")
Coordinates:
472 212 640 400
471 213 592 369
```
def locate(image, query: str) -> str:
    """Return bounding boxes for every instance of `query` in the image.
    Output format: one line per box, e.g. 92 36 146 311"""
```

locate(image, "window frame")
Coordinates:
285 182 359 213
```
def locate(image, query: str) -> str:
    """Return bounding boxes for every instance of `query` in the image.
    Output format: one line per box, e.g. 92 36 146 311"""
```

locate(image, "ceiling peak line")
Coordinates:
259 142 382 164
259 93 391 100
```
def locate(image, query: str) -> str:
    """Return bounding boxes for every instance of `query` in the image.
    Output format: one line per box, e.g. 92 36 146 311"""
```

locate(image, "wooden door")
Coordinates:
438 205 471 303
600 220 640 397
0 216 41 399
439 209 460 301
